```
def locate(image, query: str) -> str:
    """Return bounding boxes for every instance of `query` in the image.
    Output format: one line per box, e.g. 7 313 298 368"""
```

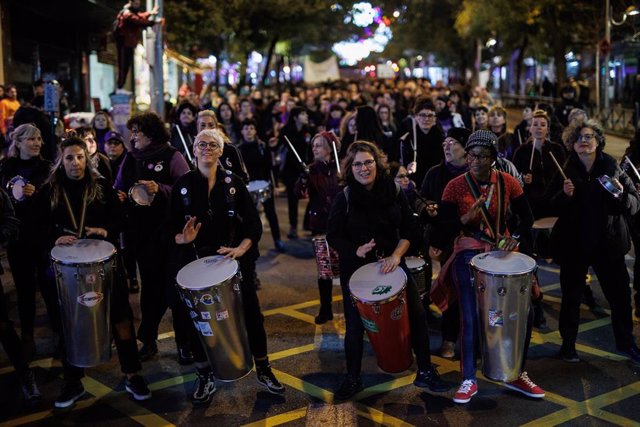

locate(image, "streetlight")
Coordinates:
603 2 639 109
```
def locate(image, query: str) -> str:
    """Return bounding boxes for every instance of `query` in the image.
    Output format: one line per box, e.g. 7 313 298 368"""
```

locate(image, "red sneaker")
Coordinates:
453 379 478 404
504 371 545 398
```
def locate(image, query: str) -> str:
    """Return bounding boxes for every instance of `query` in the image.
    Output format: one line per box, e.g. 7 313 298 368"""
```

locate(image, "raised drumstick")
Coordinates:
548 151 567 180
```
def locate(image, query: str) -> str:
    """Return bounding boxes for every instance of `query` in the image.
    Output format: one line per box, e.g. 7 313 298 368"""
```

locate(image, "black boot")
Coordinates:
413 365 452 392
315 278 334 325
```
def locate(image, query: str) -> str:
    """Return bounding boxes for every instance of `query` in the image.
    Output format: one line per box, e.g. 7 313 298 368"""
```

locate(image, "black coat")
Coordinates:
550 151 639 263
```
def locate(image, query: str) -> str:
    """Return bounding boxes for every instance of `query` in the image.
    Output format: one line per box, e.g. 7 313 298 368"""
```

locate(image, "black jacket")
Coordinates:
550 151 639 262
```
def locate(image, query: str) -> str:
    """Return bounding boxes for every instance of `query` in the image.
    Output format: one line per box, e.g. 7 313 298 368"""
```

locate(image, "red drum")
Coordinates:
312 235 340 280
349 262 412 373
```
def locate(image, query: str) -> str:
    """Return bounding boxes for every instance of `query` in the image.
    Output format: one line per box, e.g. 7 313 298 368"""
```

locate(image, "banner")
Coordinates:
303 56 340 83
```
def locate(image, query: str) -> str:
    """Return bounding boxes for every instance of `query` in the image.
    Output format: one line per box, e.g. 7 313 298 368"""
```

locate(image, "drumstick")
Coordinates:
175 125 193 163
517 130 523 146
529 140 535 171
548 151 567 180
625 156 640 182
411 116 417 164
284 135 304 166
331 139 341 174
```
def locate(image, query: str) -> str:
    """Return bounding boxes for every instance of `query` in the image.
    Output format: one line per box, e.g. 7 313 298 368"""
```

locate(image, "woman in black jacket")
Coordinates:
550 120 640 365
326 141 448 401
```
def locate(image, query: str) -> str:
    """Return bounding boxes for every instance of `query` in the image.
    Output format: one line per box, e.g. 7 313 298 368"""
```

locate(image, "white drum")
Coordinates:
176 256 252 381
129 183 154 206
7 175 28 202
50 239 116 367
470 251 537 382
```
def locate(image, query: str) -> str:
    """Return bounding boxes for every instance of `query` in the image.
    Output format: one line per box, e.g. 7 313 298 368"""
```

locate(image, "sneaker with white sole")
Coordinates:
125 375 152 401
192 370 216 405
256 365 285 395
54 381 85 409
504 371 545 398
453 379 478 404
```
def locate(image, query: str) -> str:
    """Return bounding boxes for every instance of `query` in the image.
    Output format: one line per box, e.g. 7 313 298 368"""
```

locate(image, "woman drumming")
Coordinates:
294 132 342 324
33 137 149 409
168 129 284 406
550 120 640 365
0 124 54 359
431 130 543 404
326 141 449 401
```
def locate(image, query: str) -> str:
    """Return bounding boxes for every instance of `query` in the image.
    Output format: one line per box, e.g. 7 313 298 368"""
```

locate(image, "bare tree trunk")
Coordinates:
515 36 528 94
261 35 278 88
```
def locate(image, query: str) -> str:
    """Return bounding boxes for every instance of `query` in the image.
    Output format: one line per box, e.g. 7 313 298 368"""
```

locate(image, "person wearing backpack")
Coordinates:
113 1 159 89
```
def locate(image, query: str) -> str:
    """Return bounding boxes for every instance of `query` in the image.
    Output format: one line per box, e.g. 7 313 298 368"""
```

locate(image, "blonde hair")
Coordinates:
9 124 41 158
194 129 225 152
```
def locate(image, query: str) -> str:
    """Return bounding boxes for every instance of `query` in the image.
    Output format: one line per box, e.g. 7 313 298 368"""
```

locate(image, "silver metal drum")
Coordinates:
176 256 252 381
247 180 271 205
50 239 116 367
470 251 537 382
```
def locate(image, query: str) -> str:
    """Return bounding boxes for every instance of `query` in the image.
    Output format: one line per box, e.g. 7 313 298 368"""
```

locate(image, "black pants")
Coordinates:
283 176 299 230
52 258 142 381
262 196 281 244
7 240 59 337
136 233 191 348
632 231 640 310
339 263 432 377
559 255 634 350
0 278 28 375
192 257 267 364
116 43 134 89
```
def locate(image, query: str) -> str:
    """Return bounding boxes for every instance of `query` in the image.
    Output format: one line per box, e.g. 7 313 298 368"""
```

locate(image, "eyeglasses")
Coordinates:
395 174 409 179
352 159 376 170
467 153 492 162
196 141 221 151
442 139 460 148
416 113 436 119
578 133 595 142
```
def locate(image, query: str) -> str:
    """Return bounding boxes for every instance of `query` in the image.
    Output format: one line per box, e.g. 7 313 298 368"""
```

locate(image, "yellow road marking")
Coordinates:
540 282 560 291
355 403 415 426
241 406 307 427
269 343 316 361
0 357 61 375
270 368 333 402
542 294 612 316
263 296 344 317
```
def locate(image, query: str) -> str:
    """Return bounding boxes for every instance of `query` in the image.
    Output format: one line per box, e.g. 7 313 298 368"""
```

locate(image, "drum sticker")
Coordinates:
509 312 519 321
77 291 104 308
216 310 229 321
198 322 213 337
361 317 379 333
391 305 404 321
154 162 163 172
200 294 214 305
488 310 504 327
201 311 211 320
85 273 97 285
190 310 198 319
184 298 193 308
371 285 392 295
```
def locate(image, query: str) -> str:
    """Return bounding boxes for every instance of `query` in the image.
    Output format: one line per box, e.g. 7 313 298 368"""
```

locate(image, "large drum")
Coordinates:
247 180 271 205
312 235 340 280
532 217 558 259
470 251 537 382
405 256 427 297
349 263 412 373
176 256 252 381
50 239 116 367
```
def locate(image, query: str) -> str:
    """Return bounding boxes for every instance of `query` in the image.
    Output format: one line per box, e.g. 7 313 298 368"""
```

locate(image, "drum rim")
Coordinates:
349 262 408 304
470 251 537 275
7 175 27 201
176 255 239 290
50 239 117 265
129 183 152 206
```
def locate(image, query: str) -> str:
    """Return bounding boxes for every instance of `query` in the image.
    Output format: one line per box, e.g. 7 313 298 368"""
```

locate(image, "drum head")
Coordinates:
349 262 407 303
405 256 425 271
532 217 558 230
470 251 536 275
130 184 152 206
51 239 116 264
7 176 27 202
247 180 269 192
177 256 238 290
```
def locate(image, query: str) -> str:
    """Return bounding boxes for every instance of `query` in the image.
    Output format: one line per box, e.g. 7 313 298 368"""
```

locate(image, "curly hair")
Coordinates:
127 112 170 146
339 140 389 186
563 119 606 152
8 123 42 158
47 137 102 210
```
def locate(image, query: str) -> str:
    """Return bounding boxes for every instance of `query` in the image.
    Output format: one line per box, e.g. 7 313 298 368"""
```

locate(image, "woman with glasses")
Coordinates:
399 97 445 188
168 129 284 405
549 120 640 366
431 130 542 404
512 110 566 219
327 140 449 401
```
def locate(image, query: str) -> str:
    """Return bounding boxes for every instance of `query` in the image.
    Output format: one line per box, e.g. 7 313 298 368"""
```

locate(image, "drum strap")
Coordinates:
464 170 505 244
62 187 88 238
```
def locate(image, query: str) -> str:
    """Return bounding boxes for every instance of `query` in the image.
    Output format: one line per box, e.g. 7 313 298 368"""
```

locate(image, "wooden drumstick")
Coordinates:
284 135 304 166
528 140 536 171
548 151 567 180
332 139 341 175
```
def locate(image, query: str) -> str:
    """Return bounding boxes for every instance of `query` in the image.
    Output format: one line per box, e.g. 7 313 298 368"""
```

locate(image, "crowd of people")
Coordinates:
0 76 639 412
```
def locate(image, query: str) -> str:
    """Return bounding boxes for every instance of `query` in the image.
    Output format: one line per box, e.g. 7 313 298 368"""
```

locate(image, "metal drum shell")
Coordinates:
471 251 536 382
405 256 427 297
176 256 252 382
247 180 271 205
50 239 116 367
